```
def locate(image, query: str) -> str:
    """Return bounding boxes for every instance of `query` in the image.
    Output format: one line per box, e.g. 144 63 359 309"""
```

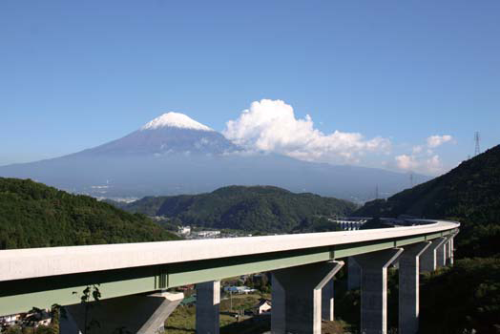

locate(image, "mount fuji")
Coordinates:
77 112 239 157
0 113 429 202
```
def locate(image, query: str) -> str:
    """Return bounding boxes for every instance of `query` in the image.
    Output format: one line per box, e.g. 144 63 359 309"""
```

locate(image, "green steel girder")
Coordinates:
167 247 331 287
0 228 458 316
0 266 165 316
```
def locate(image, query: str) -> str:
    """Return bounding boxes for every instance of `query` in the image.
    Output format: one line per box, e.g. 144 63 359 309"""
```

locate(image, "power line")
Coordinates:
474 131 481 156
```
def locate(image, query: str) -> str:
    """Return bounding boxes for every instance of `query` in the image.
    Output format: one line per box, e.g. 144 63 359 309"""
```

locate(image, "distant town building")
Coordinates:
24 310 52 328
191 230 221 239
0 314 21 328
255 300 272 314
1 310 52 331
175 226 253 239
223 285 256 294
177 226 192 235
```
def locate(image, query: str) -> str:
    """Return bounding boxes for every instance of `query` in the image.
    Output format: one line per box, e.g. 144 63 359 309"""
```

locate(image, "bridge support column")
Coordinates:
420 237 447 272
321 277 334 321
347 257 361 290
271 274 286 334
61 291 184 334
437 238 448 268
271 260 344 334
355 248 403 334
444 242 449 264
399 242 431 334
447 234 455 265
196 281 220 334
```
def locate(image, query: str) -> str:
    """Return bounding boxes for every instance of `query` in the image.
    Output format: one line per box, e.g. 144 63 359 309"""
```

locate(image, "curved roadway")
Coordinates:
0 219 459 282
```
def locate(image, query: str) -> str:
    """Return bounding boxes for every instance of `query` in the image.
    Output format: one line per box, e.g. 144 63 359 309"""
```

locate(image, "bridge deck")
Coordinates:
0 220 459 315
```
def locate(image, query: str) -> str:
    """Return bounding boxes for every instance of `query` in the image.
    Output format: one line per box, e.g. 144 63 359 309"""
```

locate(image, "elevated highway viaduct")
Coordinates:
0 219 459 334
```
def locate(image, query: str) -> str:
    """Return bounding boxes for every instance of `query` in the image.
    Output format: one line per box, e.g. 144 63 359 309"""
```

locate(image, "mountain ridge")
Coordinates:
118 185 357 233
354 145 500 220
0 113 431 201
354 144 500 258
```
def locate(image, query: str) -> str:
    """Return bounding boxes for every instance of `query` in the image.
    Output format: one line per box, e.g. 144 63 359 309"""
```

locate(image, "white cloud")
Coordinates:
426 135 453 148
412 145 423 154
395 154 415 170
223 99 391 164
395 134 454 175
395 154 442 174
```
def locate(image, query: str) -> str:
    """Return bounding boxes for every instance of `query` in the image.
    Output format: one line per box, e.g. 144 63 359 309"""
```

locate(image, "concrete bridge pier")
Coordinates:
271 260 344 334
354 248 403 334
196 281 220 334
321 277 334 321
436 237 450 268
271 273 286 334
398 242 431 334
322 261 346 322
447 233 457 265
60 291 184 334
347 257 361 290
420 237 447 272
443 241 449 264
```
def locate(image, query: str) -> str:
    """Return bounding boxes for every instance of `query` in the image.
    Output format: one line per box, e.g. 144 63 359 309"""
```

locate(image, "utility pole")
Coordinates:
474 131 481 156
375 185 379 200
410 172 414 188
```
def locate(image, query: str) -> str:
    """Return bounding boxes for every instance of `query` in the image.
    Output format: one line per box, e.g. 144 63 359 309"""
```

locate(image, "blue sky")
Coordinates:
1 1 499 175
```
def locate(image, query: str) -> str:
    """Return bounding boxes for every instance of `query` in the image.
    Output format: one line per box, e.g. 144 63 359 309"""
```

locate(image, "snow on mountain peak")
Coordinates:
141 112 213 131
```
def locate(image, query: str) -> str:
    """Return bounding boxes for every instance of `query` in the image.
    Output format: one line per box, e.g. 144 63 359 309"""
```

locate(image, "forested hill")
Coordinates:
355 145 500 258
355 144 500 221
353 147 500 332
0 178 179 249
121 185 357 233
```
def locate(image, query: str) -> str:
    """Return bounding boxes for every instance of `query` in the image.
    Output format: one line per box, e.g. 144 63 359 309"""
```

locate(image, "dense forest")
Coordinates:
354 145 500 333
0 178 179 249
118 185 357 233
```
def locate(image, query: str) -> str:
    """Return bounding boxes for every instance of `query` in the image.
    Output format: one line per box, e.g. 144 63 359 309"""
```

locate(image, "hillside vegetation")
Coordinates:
419 257 500 334
354 145 500 333
355 145 500 258
121 185 357 233
0 178 178 249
